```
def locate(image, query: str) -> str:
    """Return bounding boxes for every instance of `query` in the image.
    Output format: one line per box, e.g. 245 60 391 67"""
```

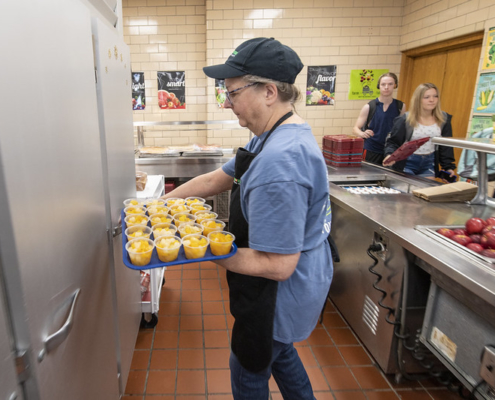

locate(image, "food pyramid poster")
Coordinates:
157 71 186 109
306 66 336 106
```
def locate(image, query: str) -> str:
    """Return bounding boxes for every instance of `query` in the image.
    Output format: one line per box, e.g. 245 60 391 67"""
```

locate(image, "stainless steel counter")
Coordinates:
327 163 495 307
135 155 234 179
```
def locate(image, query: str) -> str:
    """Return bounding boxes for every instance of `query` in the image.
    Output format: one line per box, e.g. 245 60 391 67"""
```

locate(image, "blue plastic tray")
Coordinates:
121 210 237 271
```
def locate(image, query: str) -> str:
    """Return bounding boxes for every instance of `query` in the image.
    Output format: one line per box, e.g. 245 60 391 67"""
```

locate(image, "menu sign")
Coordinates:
131 72 145 110
306 66 336 106
157 71 186 109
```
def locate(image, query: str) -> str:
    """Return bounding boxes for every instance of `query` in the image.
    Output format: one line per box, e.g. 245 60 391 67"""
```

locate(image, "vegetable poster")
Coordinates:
468 116 493 137
482 26 495 70
474 73 495 113
348 69 389 100
215 79 226 108
131 72 145 110
157 71 186 109
306 66 336 106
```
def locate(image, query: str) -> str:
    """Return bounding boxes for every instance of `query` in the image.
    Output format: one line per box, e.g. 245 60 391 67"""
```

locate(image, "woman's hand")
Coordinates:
440 169 457 183
382 155 395 167
357 129 374 139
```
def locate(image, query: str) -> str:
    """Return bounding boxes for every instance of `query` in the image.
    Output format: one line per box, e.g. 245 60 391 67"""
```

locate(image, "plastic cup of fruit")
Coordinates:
189 203 212 215
178 222 204 238
185 196 205 207
201 219 226 236
149 213 173 227
144 198 165 207
125 225 152 242
169 204 192 216
123 198 145 207
125 238 155 266
182 234 209 259
152 223 177 239
173 212 196 227
165 198 186 207
195 211 218 224
147 205 169 216
208 231 235 256
154 236 182 263
124 205 146 216
125 214 149 227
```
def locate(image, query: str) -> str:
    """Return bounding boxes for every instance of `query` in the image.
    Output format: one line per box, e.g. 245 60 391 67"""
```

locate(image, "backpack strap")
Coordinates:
363 99 377 131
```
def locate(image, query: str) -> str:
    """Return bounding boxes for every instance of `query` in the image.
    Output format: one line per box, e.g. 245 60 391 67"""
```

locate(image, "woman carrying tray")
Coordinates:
161 37 333 400
383 82 456 181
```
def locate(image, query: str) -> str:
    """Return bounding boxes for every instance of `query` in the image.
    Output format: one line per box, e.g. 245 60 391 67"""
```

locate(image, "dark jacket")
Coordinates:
384 111 456 176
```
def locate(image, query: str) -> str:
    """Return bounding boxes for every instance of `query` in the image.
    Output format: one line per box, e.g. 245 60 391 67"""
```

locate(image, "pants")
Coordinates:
404 152 435 177
363 149 385 165
229 340 316 400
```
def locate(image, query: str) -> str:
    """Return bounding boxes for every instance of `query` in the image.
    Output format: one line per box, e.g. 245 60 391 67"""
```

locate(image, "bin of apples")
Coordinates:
436 217 495 258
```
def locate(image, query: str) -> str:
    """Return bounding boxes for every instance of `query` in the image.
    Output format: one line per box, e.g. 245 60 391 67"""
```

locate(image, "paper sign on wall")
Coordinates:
474 73 495 114
348 69 389 100
215 79 226 108
306 66 336 106
157 71 186 109
131 72 145 110
469 116 493 137
482 26 495 70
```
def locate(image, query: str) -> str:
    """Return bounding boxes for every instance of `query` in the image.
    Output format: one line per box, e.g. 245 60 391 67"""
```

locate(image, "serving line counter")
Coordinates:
328 161 495 398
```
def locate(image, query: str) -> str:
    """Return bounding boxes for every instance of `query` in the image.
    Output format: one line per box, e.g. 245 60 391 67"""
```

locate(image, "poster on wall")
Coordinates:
468 116 493 137
215 79 227 107
474 73 495 114
482 26 495 70
306 66 336 106
157 71 186 109
348 69 389 100
131 72 145 110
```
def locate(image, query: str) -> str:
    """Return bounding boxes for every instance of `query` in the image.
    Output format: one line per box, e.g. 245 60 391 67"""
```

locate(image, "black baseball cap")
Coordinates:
203 37 303 84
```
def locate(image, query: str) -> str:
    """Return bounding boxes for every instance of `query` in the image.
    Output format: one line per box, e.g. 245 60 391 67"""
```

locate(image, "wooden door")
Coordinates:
398 32 483 165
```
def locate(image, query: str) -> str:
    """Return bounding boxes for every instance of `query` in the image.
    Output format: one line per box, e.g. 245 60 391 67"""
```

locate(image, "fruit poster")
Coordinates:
468 116 493 137
157 71 186 109
474 73 495 114
306 66 336 106
131 72 145 110
348 69 389 100
215 79 226 108
482 26 495 70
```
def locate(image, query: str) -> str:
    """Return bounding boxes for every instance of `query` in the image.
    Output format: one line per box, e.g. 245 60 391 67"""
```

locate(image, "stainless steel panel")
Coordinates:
92 17 141 394
135 156 234 178
421 283 495 398
0 1 120 398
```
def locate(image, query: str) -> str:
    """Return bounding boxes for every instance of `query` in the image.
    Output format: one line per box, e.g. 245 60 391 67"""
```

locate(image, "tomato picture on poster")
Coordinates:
157 71 186 109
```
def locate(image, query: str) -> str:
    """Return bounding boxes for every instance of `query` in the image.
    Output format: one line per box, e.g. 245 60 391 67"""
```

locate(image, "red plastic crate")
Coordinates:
332 154 362 162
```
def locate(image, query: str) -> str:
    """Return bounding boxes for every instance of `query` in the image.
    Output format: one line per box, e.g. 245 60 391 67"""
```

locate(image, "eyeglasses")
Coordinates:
225 82 259 105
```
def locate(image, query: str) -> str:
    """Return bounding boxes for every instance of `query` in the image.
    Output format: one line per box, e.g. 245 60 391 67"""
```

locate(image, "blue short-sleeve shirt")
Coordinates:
222 122 333 343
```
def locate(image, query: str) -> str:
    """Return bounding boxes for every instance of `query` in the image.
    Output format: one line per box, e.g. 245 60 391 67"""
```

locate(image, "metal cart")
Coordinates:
136 174 165 328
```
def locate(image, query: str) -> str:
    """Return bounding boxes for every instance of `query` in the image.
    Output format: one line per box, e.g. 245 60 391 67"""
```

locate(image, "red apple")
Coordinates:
469 234 482 244
465 217 486 234
485 217 495 226
436 228 455 238
480 235 490 248
482 225 495 235
484 231 495 249
451 234 472 246
467 243 484 253
453 228 468 236
481 248 495 258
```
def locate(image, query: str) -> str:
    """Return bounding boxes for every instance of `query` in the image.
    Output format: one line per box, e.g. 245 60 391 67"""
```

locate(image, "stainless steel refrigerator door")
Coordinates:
0 283 22 400
92 17 141 393
0 0 120 398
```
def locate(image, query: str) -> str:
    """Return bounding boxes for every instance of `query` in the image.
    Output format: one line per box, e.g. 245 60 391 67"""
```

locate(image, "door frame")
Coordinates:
398 31 484 105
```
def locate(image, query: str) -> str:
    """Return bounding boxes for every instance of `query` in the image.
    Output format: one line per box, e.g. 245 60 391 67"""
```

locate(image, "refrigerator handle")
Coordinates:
38 289 81 362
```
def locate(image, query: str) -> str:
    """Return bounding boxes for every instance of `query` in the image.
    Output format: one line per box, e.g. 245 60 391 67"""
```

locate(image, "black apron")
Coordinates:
227 111 293 373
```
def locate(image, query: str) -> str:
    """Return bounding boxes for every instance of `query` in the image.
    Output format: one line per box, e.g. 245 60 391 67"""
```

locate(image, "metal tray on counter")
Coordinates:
181 150 223 157
415 225 495 267
121 210 237 271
